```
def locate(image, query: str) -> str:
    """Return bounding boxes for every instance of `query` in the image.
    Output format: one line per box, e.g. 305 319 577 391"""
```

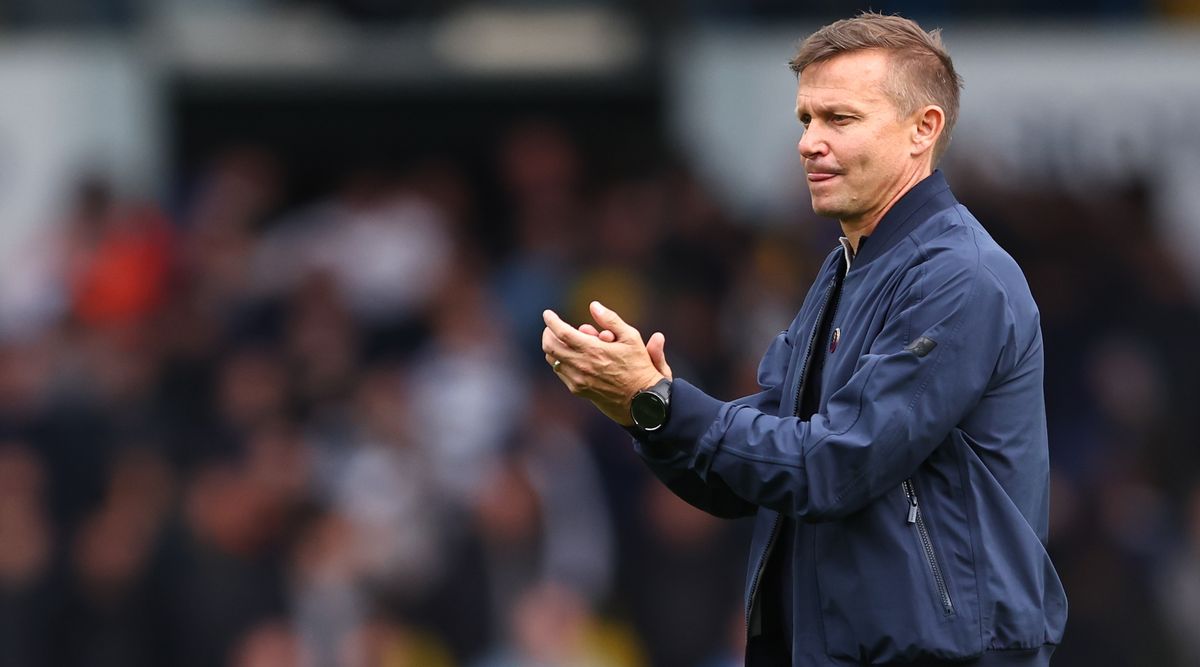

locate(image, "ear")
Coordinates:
910 105 946 159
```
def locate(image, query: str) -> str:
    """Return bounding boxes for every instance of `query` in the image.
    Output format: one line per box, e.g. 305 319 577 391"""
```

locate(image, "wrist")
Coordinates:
630 377 672 432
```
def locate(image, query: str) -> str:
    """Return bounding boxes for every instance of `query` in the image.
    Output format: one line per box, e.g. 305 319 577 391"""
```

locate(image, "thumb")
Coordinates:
646 331 673 379
590 301 638 341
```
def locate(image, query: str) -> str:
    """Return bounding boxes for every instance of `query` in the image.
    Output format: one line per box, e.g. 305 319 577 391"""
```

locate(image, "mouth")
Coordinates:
806 171 841 183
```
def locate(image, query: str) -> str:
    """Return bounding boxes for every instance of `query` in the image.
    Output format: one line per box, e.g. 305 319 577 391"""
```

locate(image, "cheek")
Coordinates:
849 130 903 176
874 126 911 165
839 133 876 168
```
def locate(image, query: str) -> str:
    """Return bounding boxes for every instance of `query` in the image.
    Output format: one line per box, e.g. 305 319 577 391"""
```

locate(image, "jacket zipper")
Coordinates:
745 514 782 632
746 255 845 631
791 271 841 416
903 478 954 616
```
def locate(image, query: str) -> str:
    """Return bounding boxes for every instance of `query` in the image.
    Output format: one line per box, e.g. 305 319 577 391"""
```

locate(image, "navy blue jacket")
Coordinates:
635 172 1067 665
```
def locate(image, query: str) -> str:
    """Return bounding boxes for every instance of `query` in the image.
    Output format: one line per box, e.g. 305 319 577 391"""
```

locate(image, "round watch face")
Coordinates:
631 392 668 430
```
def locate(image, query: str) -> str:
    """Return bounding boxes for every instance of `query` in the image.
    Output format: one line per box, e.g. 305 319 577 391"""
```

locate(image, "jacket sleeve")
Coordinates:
632 330 791 519
639 246 1014 521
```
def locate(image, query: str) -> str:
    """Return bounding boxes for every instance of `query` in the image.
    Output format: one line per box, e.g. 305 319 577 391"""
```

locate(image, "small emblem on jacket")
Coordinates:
830 327 840 353
904 335 938 357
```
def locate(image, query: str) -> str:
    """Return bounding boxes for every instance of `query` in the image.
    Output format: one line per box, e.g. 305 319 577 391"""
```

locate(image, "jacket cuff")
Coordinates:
630 379 724 456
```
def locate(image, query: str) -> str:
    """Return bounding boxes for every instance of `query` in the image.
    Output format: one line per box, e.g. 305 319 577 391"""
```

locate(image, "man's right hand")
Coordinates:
578 324 672 380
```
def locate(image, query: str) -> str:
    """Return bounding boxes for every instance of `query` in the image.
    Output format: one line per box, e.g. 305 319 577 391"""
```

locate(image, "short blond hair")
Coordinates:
790 12 964 163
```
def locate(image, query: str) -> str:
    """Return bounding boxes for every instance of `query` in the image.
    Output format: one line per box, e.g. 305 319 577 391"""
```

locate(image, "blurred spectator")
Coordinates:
473 457 543 631
284 270 362 413
623 480 745 667
1157 484 1200 666
56 447 173 667
493 122 584 368
474 581 644 667
290 511 368 667
297 365 489 663
328 368 453 598
512 381 615 603
64 179 173 330
470 379 615 643
1048 495 1178 666
409 264 528 502
337 615 458 667
719 232 817 390
252 171 453 342
180 147 284 322
0 444 55 667
0 177 171 344
230 619 311 667
152 460 290 667
216 344 291 436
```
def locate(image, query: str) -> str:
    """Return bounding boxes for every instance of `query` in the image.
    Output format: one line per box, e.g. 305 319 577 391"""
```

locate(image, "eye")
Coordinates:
830 114 853 124
799 113 811 128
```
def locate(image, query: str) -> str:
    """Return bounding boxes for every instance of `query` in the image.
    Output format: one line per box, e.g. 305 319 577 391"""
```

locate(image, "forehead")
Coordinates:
796 49 893 107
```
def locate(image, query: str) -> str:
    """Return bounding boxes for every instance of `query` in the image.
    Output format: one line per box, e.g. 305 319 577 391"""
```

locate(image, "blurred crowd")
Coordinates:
0 117 1199 667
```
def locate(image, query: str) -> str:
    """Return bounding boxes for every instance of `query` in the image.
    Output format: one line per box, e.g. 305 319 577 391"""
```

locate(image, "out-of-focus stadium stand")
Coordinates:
1 2 1199 666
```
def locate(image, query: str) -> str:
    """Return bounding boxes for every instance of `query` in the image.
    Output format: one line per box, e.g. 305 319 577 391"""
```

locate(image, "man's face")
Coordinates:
795 49 921 226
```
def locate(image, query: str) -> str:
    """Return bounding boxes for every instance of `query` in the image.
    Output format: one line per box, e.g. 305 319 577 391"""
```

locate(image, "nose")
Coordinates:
798 124 827 161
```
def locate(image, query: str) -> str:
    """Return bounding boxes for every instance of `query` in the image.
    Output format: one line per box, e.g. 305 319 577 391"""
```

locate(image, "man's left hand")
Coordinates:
542 301 669 426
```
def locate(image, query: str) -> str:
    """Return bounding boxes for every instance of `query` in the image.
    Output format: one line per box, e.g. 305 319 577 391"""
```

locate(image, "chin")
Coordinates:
810 200 846 220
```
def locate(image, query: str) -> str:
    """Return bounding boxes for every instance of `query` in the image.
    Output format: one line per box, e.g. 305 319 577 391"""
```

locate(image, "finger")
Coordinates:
548 362 579 393
543 310 593 350
646 331 673 379
541 327 573 360
589 301 638 342
580 323 617 343
546 357 582 392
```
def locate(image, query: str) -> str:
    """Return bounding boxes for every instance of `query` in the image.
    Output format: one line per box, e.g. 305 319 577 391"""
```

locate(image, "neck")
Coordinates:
840 164 932 253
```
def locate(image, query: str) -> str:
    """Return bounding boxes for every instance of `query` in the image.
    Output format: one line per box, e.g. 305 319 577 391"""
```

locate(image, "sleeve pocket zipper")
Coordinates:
903 479 955 616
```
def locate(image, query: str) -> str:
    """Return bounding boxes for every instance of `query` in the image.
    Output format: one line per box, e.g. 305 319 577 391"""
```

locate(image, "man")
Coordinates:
541 12 1066 666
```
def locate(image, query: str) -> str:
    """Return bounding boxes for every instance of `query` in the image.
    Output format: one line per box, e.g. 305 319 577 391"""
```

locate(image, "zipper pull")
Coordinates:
904 481 919 524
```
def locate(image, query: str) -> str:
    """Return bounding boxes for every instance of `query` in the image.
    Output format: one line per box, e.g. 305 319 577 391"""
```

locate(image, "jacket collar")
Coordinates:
848 169 957 270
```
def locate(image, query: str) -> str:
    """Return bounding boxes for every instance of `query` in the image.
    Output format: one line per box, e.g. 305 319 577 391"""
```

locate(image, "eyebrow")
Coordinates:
795 101 865 120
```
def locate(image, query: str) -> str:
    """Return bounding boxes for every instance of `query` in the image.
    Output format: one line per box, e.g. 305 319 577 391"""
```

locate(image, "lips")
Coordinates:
806 166 842 182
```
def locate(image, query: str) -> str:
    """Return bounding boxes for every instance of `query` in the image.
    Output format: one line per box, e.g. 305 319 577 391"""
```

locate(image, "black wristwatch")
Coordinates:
630 378 672 432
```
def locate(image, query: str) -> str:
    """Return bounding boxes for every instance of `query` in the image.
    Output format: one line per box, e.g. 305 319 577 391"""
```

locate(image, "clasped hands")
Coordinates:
542 301 672 426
